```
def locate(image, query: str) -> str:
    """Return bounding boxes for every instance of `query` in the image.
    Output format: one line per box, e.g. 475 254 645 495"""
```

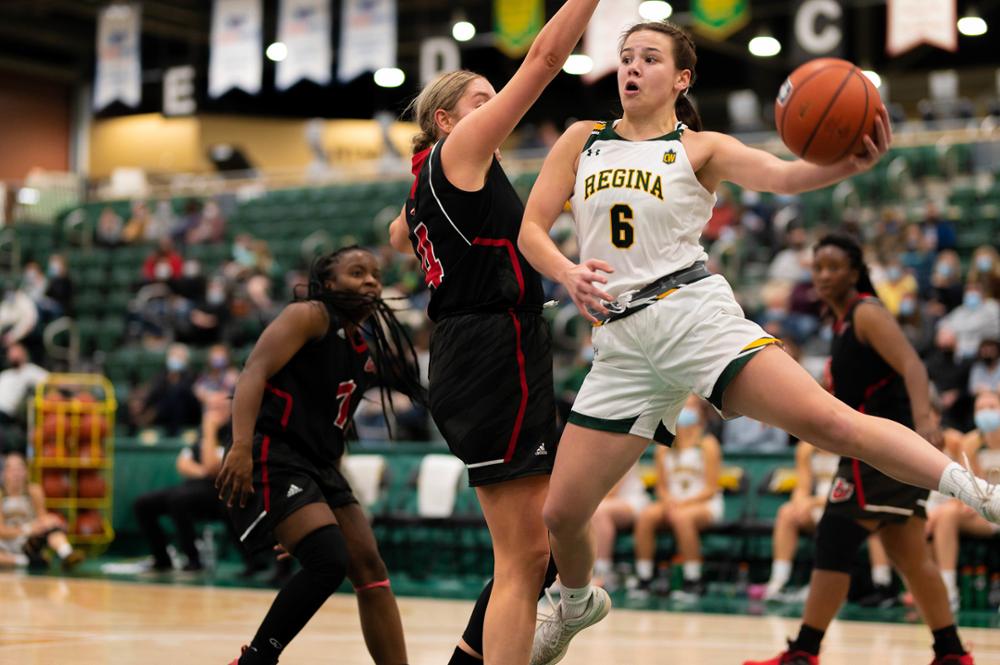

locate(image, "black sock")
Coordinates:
790 624 825 656
448 646 484 664
458 555 558 657
241 525 348 665
932 625 965 656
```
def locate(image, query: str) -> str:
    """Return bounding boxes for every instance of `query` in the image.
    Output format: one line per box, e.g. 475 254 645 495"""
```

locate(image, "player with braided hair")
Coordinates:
218 245 424 665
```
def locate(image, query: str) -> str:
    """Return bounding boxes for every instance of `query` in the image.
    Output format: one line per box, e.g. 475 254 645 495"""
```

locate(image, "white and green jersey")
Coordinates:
570 120 715 298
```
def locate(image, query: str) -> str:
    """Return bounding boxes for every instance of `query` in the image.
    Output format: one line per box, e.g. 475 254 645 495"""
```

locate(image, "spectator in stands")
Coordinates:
748 441 892 603
142 238 184 284
0 282 39 349
722 415 789 453
936 284 1000 360
0 345 47 427
591 462 649 590
928 249 964 316
127 343 201 436
898 293 937 357
172 259 206 302
900 222 935 296
178 276 229 346
171 199 203 246
194 344 238 417
146 200 176 242
967 244 1000 300
928 390 1000 611
94 206 124 248
185 199 226 245
132 410 229 572
20 262 46 306
702 187 738 246
922 202 956 252
968 339 1000 395
44 254 73 316
122 200 151 244
768 222 811 284
925 328 974 431
0 451 84 570
874 257 918 317
631 395 722 600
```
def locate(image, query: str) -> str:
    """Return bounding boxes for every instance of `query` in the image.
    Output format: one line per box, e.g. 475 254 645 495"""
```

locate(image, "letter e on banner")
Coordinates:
164 66 197 116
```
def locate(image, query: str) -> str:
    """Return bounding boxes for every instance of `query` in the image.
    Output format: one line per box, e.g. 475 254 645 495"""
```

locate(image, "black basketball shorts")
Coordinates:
823 457 928 524
429 310 557 487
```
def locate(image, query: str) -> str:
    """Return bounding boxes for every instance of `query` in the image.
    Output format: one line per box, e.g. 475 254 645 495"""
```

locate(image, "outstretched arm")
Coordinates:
442 0 600 190
698 105 892 195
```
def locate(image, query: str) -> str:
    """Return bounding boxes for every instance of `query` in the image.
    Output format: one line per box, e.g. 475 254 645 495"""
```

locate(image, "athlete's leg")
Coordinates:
591 498 637 584
867 533 892 588
669 503 716 582
724 347 950 491
880 517 967 658
764 499 815 595
932 500 996 610
633 502 668 584
543 425 649 589
239 503 348 665
333 502 407 665
475 474 551 665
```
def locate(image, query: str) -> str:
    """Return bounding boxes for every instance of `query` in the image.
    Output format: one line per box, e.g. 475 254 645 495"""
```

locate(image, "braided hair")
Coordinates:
296 246 428 436
814 233 878 295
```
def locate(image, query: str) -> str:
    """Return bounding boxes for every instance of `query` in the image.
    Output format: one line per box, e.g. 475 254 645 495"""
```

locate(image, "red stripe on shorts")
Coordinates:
503 310 530 463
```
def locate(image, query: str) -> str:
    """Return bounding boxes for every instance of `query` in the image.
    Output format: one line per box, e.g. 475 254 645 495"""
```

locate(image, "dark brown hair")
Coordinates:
619 21 702 131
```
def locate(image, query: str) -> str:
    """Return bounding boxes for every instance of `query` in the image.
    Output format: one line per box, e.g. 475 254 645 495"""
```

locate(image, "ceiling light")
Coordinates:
374 67 405 88
638 1 673 21
452 21 476 42
265 42 287 62
563 54 593 76
748 35 781 57
958 11 987 37
862 70 882 88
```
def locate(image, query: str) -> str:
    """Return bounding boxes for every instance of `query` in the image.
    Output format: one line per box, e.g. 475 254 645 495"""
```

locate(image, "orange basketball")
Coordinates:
775 58 880 166
77 471 107 499
75 509 103 536
42 470 71 498
78 414 109 443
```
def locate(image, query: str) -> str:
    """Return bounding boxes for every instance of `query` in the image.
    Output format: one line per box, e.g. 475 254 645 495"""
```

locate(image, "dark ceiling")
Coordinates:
1 0 998 130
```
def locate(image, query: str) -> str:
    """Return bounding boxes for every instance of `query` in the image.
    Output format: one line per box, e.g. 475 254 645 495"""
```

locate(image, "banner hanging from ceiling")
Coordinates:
494 0 544 58
582 0 640 83
338 0 397 82
94 3 142 111
209 0 263 97
886 0 957 56
276 0 332 89
691 0 750 41
791 0 844 64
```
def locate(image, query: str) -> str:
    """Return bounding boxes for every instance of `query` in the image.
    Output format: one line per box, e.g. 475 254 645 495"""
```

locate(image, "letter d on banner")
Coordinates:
420 38 460 86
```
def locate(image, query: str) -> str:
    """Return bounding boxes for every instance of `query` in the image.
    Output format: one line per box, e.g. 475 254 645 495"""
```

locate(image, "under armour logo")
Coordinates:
287 484 303 498
585 148 601 157
535 443 548 456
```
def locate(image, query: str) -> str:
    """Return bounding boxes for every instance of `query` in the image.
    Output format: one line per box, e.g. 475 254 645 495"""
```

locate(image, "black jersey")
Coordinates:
829 295 912 426
254 302 374 466
405 138 545 321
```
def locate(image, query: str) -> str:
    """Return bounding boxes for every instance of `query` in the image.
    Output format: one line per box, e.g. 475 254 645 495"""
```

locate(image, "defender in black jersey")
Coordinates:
217 247 424 665
386 4 602 663
746 234 972 665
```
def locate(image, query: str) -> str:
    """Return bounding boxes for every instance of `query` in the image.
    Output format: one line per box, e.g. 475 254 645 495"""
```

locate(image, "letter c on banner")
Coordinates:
795 0 842 55
420 37 460 86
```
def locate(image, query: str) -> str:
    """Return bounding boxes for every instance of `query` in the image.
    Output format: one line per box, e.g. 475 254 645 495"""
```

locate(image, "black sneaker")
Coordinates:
670 579 706 602
856 584 900 609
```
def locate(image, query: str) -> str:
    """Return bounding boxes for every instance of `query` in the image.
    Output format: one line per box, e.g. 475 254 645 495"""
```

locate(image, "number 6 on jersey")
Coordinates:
610 203 634 249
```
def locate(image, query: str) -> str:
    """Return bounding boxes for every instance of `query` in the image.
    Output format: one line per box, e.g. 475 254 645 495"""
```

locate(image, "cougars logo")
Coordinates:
828 477 854 503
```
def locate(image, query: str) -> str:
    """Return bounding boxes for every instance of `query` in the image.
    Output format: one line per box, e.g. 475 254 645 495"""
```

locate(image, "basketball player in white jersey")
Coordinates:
517 20 1000 665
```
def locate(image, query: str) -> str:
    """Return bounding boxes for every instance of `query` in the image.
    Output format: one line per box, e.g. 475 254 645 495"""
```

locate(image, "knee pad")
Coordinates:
293 524 348 592
814 511 872 573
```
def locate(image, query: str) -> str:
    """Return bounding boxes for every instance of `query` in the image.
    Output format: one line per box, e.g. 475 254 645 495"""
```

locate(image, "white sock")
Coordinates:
769 559 792 590
683 561 702 582
636 559 654 582
939 462 992 513
871 564 891 587
941 569 958 595
13 553 29 567
594 558 612 578
56 543 73 559
560 583 593 619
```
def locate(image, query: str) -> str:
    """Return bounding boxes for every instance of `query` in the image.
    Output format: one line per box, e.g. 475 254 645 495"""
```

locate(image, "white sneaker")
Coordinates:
955 454 1000 523
531 586 611 665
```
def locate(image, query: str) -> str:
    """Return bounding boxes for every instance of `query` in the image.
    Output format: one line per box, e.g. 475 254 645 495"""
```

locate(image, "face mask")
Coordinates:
166 356 187 372
579 346 595 363
233 245 255 267
935 263 953 278
210 355 228 370
964 291 982 310
974 409 1000 434
976 256 993 272
899 299 916 317
676 407 700 428
206 289 226 305
154 262 172 280
182 261 200 278
887 266 903 282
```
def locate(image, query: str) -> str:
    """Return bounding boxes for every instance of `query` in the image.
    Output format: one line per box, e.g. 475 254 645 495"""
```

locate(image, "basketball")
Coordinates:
77 471 107 499
42 470 71 498
774 58 880 165
75 510 104 536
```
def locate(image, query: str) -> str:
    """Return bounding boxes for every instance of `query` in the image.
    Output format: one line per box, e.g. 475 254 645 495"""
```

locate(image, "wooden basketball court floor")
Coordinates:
3 573 999 664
